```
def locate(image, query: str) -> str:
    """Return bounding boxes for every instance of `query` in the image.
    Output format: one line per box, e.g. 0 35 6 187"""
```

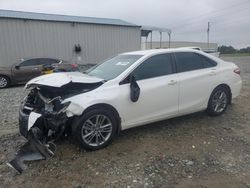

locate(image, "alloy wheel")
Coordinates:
81 114 112 147
0 77 8 88
211 90 227 113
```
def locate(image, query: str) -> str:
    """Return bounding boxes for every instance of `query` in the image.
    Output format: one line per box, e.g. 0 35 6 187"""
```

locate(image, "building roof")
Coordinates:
141 25 171 33
140 25 171 37
0 9 139 27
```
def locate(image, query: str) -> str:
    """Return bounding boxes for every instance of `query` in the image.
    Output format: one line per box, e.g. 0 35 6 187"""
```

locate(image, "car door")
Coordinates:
119 53 179 129
174 52 218 115
12 59 43 83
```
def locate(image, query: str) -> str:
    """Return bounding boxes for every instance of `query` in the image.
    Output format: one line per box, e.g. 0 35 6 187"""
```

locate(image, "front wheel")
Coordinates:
72 108 117 150
207 86 230 116
0 76 10 88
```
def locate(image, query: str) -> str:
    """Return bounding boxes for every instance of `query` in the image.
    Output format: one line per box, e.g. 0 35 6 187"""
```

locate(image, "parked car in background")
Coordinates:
0 58 79 88
19 49 242 152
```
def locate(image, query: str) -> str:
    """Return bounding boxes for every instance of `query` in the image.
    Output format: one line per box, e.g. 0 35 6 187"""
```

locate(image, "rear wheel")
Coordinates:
207 86 230 116
72 108 117 150
0 76 10 88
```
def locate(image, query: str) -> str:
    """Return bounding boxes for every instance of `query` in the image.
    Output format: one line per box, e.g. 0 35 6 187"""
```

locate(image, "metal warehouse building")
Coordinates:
0 10 141 66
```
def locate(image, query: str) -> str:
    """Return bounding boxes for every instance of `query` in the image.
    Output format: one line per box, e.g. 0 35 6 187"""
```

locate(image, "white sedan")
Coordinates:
20 49 242 150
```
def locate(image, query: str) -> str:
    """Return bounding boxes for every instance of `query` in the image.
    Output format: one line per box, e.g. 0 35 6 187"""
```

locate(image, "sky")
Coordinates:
0 0 249 49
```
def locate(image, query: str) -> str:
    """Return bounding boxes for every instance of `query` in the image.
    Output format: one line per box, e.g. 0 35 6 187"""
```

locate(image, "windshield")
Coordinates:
85 54 143 80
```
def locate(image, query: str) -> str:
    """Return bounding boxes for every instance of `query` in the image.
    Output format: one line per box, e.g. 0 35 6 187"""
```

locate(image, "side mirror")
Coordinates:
130 75 140 102
15 65 20 70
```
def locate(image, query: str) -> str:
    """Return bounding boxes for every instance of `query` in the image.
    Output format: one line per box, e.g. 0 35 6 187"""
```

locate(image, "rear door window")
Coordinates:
198 54 217 68
175 52 203 72
175 52 217 72
20 59 40 66
39 58 59 65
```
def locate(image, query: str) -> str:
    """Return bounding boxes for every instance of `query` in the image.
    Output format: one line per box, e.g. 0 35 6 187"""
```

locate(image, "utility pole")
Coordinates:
168 30 171 48
150 31 153 49
207 22 210 49
159 31 162 48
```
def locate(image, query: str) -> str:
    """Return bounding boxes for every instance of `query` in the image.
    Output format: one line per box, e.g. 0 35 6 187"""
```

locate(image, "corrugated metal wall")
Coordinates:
0 18 140 66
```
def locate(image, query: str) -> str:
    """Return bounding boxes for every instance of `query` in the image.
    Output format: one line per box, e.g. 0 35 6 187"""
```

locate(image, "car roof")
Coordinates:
18 58 64 63
22 57 61 61
122 48 203 56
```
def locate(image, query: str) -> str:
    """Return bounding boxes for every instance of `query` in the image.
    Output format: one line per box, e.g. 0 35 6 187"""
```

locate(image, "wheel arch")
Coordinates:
0 74 11 80
80 103 122 135
210 83 232 104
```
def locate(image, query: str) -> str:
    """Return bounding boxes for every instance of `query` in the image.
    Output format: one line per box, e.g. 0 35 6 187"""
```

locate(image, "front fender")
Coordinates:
64 85 121 117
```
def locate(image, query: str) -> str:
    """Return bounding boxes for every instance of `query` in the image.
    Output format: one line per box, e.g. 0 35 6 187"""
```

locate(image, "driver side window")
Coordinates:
132 53 174 81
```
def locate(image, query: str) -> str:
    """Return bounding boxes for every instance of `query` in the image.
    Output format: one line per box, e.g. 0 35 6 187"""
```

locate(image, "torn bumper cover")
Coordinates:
8 72 104 173
7 127 56 173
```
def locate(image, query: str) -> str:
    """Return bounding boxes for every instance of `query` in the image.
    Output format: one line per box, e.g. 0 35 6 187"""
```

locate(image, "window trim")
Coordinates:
173 52 217 73
119 53 176 85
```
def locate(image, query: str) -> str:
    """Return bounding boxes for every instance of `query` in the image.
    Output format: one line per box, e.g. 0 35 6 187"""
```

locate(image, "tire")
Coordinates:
72 107 118 150
207 86 230 116
0 76 10 88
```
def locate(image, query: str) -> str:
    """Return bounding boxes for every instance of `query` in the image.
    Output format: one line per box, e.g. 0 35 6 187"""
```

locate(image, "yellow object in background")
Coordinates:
42 69 54 74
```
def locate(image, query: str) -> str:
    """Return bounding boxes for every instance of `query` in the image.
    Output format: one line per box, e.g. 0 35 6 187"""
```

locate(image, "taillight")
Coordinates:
71 63 78 68
233 68 240 75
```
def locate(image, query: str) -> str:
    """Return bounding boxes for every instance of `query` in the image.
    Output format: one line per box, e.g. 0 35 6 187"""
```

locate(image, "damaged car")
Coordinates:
8 49 242 173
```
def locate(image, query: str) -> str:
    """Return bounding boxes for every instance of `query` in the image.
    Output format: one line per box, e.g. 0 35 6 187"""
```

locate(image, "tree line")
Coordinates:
218 45 250 54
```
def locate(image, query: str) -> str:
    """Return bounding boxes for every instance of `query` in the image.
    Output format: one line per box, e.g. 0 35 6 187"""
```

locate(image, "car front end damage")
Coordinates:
19 88 71 140
7 72 104 173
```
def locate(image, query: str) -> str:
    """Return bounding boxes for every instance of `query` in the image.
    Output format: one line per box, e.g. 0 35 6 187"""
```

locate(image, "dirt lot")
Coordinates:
0 56 250 188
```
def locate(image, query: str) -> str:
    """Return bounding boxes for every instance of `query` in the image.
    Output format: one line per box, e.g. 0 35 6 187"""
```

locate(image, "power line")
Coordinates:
166 1 250 44
173 29 205 35
172 6 250 31
170 0 250 28
173 14 250 37
169 0 250 30
212 14 250 25
171 6 250 36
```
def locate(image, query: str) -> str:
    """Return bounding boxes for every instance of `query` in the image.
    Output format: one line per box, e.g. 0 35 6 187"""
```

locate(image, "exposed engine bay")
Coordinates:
8 73 104 173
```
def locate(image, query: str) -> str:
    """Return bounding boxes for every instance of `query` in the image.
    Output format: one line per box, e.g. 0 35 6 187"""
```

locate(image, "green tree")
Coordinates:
239 47 250 53
218 45 237 54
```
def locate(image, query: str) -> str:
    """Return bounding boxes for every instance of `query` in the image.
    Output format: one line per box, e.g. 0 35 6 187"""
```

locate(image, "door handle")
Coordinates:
32 68 38 70
209 71 216 76
168 80 178 85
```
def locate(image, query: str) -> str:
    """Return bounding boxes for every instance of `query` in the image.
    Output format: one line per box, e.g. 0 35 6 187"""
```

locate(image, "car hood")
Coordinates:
25 72 104 88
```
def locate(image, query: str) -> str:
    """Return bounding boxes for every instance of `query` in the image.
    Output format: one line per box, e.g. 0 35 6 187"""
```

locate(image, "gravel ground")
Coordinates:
0 56 250 188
